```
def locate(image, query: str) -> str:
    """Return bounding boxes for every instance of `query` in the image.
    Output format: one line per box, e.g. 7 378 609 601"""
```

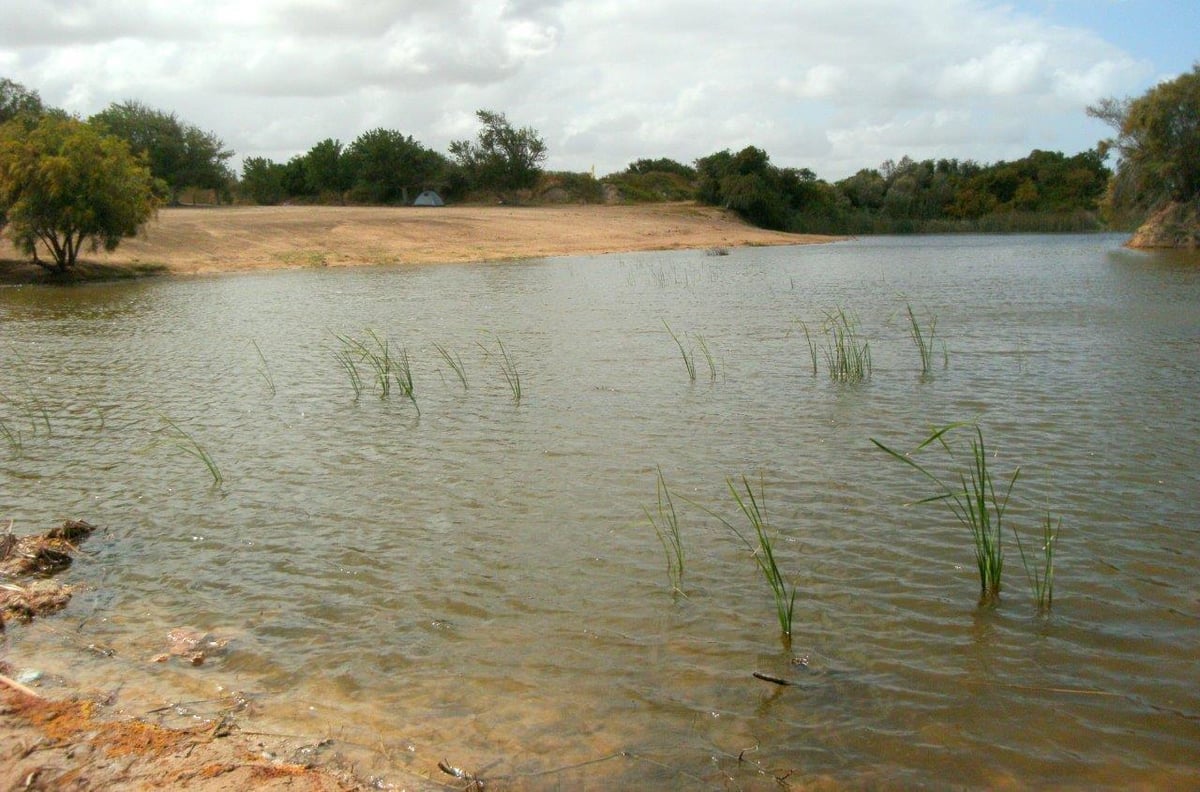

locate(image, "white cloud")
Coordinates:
1 0 1158 179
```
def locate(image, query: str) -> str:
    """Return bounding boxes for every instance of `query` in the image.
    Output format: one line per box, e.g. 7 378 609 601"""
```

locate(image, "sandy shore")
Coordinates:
0 202 837 282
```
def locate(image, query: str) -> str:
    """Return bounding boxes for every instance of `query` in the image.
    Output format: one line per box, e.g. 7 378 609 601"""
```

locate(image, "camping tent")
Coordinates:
413 190 444 207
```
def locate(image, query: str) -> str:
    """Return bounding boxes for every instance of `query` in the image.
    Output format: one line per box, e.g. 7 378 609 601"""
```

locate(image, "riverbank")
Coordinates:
0 202 836 283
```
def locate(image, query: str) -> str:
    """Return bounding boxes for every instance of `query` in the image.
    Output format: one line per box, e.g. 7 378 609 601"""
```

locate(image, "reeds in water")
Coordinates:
905 302 945 374
155 415 223 487
872 423 1016 606
433 342 469 390
707 475 797 645
251 339 276 396
821 308 871 382
1014 511 1060 612
335 330 419 413
495 337 521 404
663 321 696 382
797 319 818 375
644 467 685 595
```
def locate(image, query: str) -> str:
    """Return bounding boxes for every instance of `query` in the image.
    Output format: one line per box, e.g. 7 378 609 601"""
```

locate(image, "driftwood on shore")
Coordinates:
0 519 96 629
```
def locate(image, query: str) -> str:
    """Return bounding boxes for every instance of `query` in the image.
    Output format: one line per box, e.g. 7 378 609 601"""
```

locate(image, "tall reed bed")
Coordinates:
644 467 685 595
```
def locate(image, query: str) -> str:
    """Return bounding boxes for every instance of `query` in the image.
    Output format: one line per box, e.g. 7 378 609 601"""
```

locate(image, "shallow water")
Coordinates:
2 234 1198 789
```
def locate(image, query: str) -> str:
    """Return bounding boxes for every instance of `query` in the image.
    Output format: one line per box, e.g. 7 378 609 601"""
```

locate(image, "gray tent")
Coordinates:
413 190 444 207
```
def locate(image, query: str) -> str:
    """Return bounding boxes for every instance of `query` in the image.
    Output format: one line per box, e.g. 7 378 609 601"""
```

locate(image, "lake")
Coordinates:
2 234 1198 789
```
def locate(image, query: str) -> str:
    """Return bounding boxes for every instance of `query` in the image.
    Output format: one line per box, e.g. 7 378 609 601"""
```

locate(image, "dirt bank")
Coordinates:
0 202 837 283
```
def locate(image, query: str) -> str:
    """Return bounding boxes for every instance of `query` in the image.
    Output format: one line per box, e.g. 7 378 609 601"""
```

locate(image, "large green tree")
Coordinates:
90 100 233 204
345 128 446 204
449 109 547 195
1089 64 1200 215
0 115 160 273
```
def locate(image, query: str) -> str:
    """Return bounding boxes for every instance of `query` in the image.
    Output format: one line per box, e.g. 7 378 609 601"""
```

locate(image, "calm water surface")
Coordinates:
2 234 1198 789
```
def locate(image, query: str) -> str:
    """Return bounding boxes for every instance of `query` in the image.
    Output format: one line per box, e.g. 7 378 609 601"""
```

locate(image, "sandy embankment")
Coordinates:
2 202 836 281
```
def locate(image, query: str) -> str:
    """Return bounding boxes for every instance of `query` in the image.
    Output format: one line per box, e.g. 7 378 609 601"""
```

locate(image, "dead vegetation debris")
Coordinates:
1 519 97 629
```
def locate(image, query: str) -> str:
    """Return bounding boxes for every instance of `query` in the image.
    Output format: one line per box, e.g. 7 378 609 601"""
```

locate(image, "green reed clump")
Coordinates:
433 342 469 390
905 302 946 374
821 308 871 382
155 415 223 487
706 475 797 645
872 423 1017 606
663 321 696 382
644 467 685 595
1014 511 1060 612
335 330 418 412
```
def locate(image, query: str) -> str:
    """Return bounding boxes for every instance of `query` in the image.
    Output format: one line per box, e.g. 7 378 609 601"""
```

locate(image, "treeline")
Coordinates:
604 146 1113 234
241 109 546 205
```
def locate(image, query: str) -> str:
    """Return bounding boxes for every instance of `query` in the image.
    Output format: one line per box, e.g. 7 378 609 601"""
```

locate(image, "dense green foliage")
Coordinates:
241 130 447 205
89 100 233 204
449 110 547 196
0 78 44 124
1089 64 1200 219
0 114 160 272
688 146 1109 234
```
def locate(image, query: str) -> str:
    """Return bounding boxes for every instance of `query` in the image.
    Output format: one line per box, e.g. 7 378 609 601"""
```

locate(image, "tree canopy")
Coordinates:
1089 63 1200 217
0 78 44 125
450 110 547 195
90 100 233 204
0 115 160 272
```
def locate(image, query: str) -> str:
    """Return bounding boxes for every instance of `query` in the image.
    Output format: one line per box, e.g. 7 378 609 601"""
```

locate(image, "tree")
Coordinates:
0 115 160 273
90 100 233 204
345 128 446 204
302 138 353 201
449 109 547 195
1089 64 1200 215
0 78 44 124
240 156 286 205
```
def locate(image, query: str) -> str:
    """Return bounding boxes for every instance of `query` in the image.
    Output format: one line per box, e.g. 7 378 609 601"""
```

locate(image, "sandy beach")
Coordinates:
0 202 836 283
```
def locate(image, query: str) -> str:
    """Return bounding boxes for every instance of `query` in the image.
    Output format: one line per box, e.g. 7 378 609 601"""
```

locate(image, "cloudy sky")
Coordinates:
1 0 1195 180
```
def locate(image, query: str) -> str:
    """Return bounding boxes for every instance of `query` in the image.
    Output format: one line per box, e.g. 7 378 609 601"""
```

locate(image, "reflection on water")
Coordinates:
2 234 1199 789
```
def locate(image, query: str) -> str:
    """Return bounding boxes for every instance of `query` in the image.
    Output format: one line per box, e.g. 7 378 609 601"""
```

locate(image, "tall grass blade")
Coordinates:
644 467 685 596
820 308 871 383
156 415 223 487
1013 511 1060 612
0 418 22 456
433 342 469 390
905 302 938 374
695 334 718 382
495 337 521 404
872 423 1016 606
798 319 818 375
692 475 797 645
392 345 420 415
663 321 696 382
251 339 276 396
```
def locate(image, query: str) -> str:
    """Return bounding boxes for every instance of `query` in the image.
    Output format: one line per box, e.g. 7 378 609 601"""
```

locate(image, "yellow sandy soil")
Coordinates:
0 202 837 281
